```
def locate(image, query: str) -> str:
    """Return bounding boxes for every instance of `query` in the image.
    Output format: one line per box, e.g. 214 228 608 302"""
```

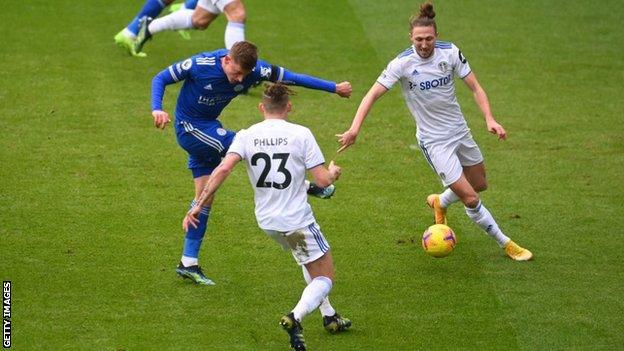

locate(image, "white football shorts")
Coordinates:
197 0 236 14
263 222 330 266
417 132 484 186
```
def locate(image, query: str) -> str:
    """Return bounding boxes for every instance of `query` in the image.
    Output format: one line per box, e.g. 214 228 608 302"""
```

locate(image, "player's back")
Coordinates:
231 119 324 231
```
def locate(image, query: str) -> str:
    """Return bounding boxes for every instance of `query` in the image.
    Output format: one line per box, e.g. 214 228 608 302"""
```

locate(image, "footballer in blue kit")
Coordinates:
151 41 352 285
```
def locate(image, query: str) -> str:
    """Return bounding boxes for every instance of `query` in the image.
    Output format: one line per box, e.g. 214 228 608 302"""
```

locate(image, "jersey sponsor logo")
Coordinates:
411 73 453 91
458 50 467 64
204 84 213 90
198 95 229 106
216 128 227 136
197 56 216 65
260 66 272 79
438 61 450 72
181 58 193 70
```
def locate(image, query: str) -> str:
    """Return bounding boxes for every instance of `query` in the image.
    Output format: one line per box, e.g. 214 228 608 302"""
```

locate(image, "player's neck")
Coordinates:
264 113 288 121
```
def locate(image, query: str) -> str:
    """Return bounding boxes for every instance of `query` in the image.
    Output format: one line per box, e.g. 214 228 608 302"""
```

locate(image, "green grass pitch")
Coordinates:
1 0 623 349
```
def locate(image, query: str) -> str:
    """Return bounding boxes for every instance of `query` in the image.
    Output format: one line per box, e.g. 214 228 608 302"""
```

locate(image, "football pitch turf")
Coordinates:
1 0 623 349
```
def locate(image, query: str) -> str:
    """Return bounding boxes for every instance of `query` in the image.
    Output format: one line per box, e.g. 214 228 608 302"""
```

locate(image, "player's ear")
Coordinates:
258 103 265 114
286 101 292 113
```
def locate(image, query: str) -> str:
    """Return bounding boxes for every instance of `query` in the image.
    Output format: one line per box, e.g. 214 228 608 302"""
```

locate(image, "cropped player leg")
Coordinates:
222 0 246 49
463 162 488 192
181 174 213 266
124 0 174 37
292 251 334 322
450 175 532 260
302 265 352 333
148 8 195 34
192 5 219 30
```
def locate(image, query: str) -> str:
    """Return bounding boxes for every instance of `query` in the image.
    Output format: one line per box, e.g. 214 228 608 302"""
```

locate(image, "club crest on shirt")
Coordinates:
234 84 244 92
181 58 193 70
438 61 450 72
217 128 227 136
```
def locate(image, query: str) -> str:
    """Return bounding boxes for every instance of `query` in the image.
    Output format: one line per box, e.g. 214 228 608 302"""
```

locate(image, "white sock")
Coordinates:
181 255 198 267
224 22 245 49
465 201 511 247
122 27 137 39
292 276 332 322
302 267 336 317
439 188 460 208
148 9 194 34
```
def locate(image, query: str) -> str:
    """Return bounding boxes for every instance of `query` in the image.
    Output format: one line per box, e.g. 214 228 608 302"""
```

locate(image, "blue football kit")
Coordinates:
151 48 339 269
152 48 336 178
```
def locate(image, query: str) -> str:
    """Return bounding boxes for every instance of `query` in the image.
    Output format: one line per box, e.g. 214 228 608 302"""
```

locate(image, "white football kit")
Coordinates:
377 41 484 186
227 119 330 265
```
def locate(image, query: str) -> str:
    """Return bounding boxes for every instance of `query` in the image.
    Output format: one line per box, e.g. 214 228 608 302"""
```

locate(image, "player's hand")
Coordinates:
335 82 352 98
328 160 342 181
182 206 201 231
152 110 171 130
486 119 507 140
335 129 357 153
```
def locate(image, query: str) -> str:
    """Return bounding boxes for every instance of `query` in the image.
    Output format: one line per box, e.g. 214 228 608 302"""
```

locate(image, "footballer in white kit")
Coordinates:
377 41 483 186
337 2 532 261
228 119 331 265
185 83 351 350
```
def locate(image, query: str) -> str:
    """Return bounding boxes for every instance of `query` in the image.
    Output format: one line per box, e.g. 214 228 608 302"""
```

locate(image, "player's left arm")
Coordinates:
183 153 242 230
261 62 351 98
462 72 507 140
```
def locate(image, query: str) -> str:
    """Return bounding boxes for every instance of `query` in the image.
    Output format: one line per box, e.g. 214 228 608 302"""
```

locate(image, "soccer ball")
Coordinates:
421 224 457 258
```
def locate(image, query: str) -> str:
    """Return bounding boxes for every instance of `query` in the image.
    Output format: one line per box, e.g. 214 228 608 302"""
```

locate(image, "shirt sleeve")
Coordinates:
304 129 325 170
227 129 247 160
376 58 402 90
257 60 336 93
151 56 196 111
452 44 472 79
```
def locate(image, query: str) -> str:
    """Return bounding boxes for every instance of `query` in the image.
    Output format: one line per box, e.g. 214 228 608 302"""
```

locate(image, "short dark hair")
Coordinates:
229 41 258 72
262 83 294 113
410 2 437 32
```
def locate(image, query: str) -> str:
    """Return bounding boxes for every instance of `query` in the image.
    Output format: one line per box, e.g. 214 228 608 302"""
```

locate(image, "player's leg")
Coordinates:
174 122 235 284
277 223 332 350
220 0 246 49
449 176 532 261
167 0 199 40
429 163 485 219
114 0 175 56
175 172 216 285
301 265 351 333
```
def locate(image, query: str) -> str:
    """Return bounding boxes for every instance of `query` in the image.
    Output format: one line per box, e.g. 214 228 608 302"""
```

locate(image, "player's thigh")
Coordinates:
222 0 245 22
457 135 487 191
305 250 334 282
418 139 463 187
193 2 220 28
176 121 235 176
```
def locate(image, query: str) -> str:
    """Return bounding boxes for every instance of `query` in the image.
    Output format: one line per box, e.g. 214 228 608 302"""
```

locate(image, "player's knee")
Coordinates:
474 182 488 192
225 2 246 22
462 193 480 208
192 13 212 29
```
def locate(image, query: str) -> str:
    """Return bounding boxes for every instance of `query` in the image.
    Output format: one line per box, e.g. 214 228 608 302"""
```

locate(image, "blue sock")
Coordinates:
183 202 210 260
184 0 198 9
127 0 167 36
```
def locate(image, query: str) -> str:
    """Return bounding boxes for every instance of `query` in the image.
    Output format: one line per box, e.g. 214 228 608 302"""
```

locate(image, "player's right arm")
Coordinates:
308 161 342 188
336 57 401 152
151 57 195 129
336 83 388 152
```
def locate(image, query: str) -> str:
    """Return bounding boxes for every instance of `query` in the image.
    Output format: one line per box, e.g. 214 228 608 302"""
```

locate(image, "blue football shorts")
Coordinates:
175 119 236 178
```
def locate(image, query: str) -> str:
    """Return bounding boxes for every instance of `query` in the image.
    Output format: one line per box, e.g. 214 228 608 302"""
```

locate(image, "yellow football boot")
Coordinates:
426 194 447 225
504 241 533 261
